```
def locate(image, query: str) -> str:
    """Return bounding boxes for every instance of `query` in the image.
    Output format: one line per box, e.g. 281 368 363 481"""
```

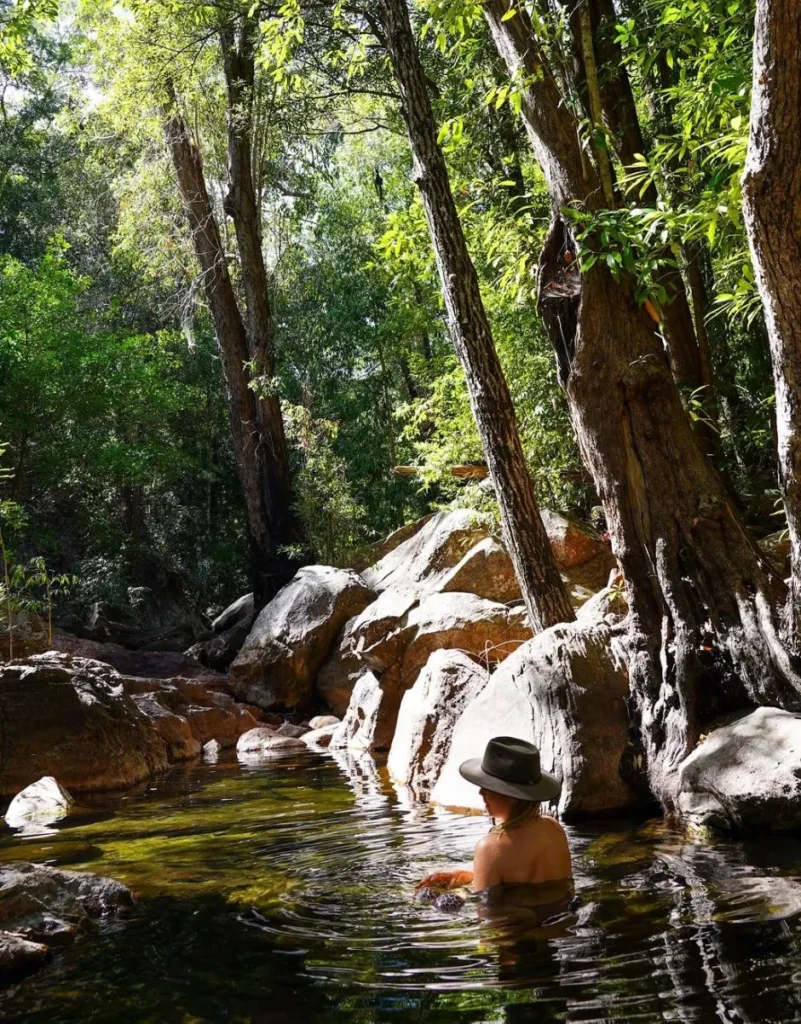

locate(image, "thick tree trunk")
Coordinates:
742 0 801 645
163 104 293 606
566 0 719 459
373 0 575 633
485 0 801 804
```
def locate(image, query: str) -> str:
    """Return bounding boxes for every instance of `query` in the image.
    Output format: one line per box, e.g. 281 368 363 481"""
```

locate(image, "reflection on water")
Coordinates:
1 750 801 1022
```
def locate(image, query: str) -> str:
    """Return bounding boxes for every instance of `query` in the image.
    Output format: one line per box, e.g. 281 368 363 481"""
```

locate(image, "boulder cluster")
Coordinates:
3 511 800 838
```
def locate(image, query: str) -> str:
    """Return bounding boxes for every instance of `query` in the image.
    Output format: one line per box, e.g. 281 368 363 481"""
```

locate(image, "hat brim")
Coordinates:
459 757 561 803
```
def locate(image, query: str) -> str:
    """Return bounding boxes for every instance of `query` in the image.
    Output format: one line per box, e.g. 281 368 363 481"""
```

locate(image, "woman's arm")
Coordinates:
471 835 501 892
415 868 473 891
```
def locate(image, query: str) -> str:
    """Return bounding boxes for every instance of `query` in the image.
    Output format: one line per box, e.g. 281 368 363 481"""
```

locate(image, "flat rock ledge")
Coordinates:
0 862 132 985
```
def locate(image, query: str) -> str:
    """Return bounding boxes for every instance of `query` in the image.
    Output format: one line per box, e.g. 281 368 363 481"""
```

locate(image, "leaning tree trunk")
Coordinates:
484 0 801 805
163 102 294 607
742 0 801 647
373 0 575 633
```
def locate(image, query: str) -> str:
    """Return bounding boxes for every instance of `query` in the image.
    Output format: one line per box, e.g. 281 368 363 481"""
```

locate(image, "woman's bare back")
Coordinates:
472 815 571 891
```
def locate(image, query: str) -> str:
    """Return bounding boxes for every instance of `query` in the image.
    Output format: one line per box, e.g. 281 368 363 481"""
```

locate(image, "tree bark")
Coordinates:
742 0 801 645
373 0 575 633
163 101 294 607
485 0 801 804
565 0 717 445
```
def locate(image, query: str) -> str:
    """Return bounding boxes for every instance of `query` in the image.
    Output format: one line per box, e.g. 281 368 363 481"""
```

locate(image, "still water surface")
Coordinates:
2 749 801 1023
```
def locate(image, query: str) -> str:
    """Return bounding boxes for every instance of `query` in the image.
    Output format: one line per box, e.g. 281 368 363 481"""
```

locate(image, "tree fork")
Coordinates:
163 95 293 607
372 0 575 633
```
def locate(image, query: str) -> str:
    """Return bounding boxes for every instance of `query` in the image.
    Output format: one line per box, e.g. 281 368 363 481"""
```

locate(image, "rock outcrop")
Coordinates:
230 566 375 711
398 593 530 688
185 592 256 671
437 537 521 604
361 510 489 594
131 694 201 761
678 708 801 831
330 670 405 753
236 728 307 760
431 621 638 818
388 650 489 799
0 654 169 795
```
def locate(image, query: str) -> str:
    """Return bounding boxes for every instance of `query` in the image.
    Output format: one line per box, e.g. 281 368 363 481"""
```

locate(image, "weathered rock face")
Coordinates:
0 654 168 796
186 592 256 672
677 708 801 831
373 515 436 561
362 511 490 594
230 566 375 711
212 593 255 634
4 777 75 828
540 509 607 570
131 694 200 761
330 670 406 753
398 593 530 688
438 538 521 605
0 862 131 945
183 702 257 748
316 627 366 716
388 650 489 799
345 587 422 673
431 621 638 819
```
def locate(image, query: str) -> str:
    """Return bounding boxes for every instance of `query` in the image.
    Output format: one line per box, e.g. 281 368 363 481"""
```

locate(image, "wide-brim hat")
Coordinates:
459 736 561 803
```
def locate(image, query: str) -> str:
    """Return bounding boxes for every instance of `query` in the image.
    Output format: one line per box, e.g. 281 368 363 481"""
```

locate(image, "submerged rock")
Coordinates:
678 707 801 831
0 931 51 983
230 566 375 712
202 739 222 761
236 728 306 760
4 777 74 828
0 862 131 946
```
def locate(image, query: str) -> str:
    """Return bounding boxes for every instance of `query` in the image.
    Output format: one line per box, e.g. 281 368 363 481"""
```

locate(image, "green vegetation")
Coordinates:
0 0 789 620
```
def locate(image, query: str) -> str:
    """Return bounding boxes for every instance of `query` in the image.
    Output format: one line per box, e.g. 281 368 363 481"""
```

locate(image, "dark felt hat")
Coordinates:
459 736 561 803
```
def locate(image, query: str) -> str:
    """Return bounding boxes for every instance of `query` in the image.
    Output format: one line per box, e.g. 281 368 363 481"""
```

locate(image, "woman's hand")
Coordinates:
415 869 473 891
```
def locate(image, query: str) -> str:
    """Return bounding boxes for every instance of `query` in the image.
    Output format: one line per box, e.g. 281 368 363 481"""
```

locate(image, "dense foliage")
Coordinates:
0 0 784 621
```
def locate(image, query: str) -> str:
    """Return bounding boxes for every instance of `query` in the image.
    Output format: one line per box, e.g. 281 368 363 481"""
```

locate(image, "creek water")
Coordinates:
2 750 801 1023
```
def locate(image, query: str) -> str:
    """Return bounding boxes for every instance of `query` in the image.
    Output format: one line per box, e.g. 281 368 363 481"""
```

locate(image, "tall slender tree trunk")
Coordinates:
372 0 575 633
742 0 801 645
484 0 801 804
163 98 294 607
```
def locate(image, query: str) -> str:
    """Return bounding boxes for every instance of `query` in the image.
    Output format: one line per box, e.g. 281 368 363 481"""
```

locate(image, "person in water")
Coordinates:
416 736 572 895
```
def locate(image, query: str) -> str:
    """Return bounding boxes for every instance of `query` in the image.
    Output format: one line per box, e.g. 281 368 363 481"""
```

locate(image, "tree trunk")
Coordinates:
372 0 575 633
566 0 719 457
485 0 801 804
163 102 293 607
742 0 801 645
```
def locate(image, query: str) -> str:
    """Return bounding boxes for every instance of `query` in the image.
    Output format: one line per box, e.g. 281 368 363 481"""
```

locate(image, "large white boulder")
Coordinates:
431 621 638 818
4 777 74 828
678 707 801 831
230 566 375 711
388 650 489 799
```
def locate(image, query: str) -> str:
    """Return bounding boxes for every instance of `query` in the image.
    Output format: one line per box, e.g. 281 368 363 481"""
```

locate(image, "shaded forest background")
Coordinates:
0 0 779 620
